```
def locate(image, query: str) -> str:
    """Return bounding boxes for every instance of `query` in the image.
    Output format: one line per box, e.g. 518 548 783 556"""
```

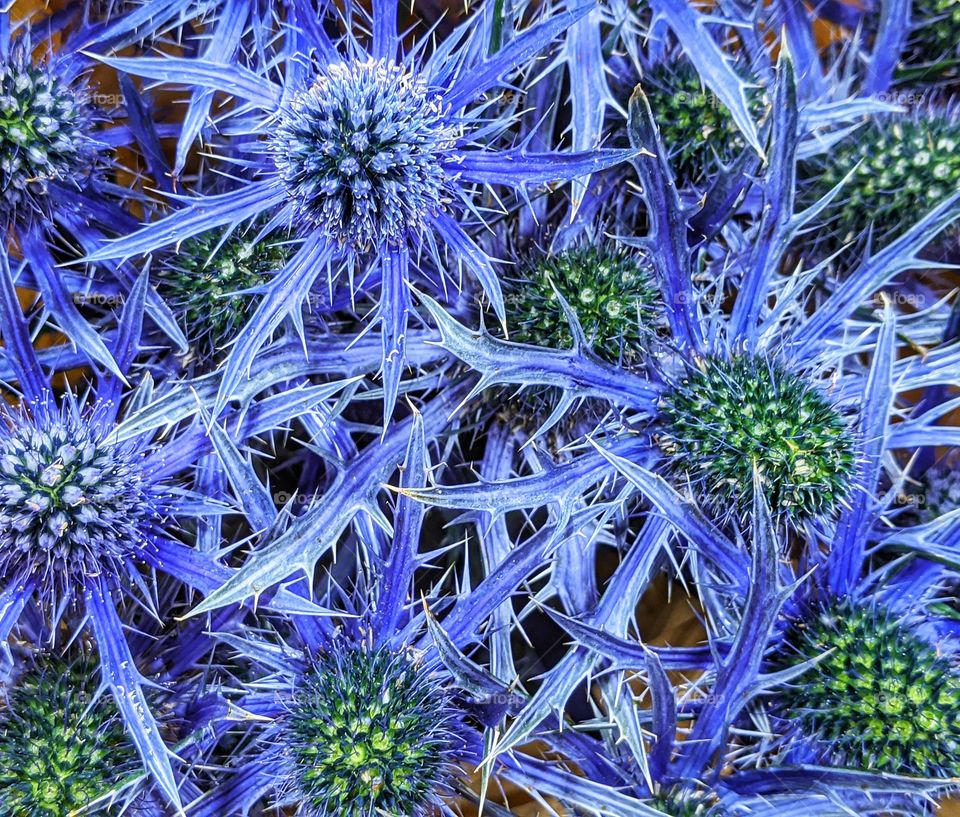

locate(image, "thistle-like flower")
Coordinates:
905 0 960 72
811 112 960 250
658 356 855 521
649 789 730 817
282 645 461 817
0 408 154 604
505 245 660 364
775 599 960 778
273 59 458 251
0 39 99 227
156 226 293 361
0 654 138 816
86 2 635 417
643 61 765 186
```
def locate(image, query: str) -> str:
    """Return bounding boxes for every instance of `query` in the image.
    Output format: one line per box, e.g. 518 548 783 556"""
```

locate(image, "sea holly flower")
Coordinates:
186 411 607 817
0 35 99 228
155 223 294 365
773 598 960 779
658 355 855 521
807 109 960 255
641 60 767 188
0 652 139 816
0 404 159 608
0 12 187 375
648 790 730 816
505 244 660 365
83 0 636 420
0 257 354 809
279 644 463 817
902 0 960 80
394 44 960 541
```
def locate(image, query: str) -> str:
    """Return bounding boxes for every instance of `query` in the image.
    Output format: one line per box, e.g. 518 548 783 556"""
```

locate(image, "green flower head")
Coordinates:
157 227 293 362
777 599 960 778
0 656 137 817
283 645 460 817
643 61 765 185
506 245 660 364
658 356 855 521
906 0 960 71
810 113 960 251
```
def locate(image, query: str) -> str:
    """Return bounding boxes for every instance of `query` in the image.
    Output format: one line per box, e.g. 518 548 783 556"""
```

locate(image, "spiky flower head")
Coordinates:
658 356 855 521
0 40 99 226
157 226 293 361
811 113 960 250
272 59 458 250
648 789 729 817
282 645 460 817
0 654 137 816
643 61 764 185
505 245 660 364
0 408 153 601
776 599 960 778
907 0 960 67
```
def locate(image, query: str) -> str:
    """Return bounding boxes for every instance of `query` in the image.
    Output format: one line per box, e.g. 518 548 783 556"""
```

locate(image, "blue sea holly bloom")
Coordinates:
394 45 960 539
0 12 188 374
155 222 295 364
0 405 158 606
85 0 636 418
185 411 610 817
0 259 355 810
281 644 463 817
805 108 960 256
657 355 856 521
773 598 960 779
0 36 99 228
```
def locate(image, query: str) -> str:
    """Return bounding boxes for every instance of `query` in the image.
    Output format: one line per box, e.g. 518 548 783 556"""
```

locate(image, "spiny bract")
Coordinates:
283 646 459 817
0 410 150 600
777 599 960 778
812 113 960 249
272 59 458 250
506 245 659 363
658 356 855 521
0 41 98 226
157 227 293 359
643 61 764 185
0 656 136 817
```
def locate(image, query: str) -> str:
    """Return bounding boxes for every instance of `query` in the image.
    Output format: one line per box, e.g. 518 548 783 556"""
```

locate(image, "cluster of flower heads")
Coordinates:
1 0 960 816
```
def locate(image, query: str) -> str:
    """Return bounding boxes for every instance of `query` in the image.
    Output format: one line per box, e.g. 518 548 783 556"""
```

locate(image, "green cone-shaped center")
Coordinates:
159 228 292 360
643 61 765 185
658 356 854 521
0 658 136 816
506 245 659 364
778 600 960 777
285 646 458 817
812 115 960 249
